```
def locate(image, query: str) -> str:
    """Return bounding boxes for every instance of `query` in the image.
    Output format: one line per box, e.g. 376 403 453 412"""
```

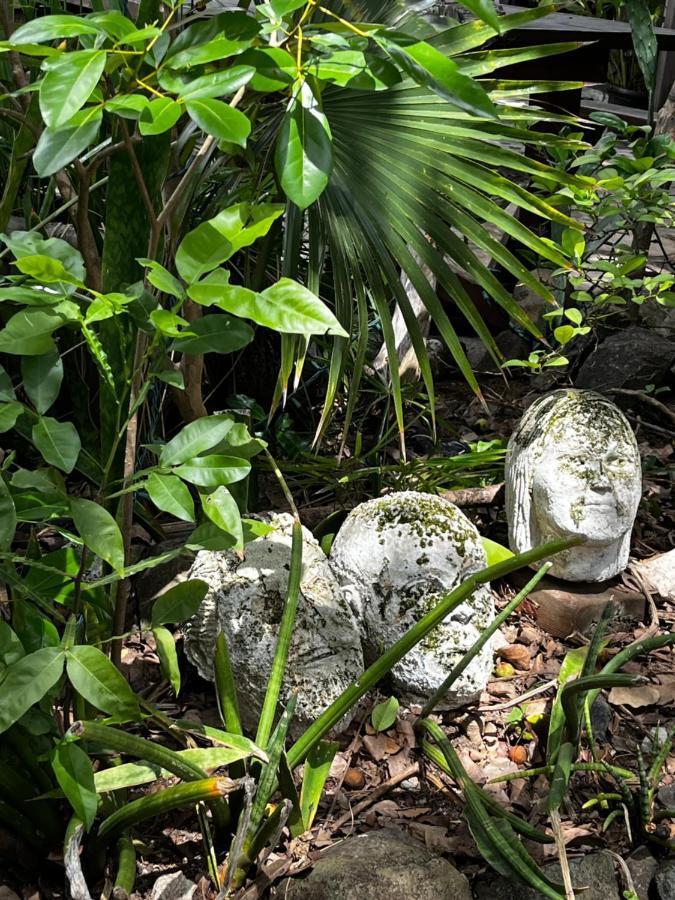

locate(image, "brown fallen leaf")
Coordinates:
608 685 661 708
498 644 532 670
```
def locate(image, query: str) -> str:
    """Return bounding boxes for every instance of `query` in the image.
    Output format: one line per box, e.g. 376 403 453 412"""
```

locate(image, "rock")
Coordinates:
183 513 363 733
575 327 675 391
278 828 472 900
149 872 195 900
505 390 642 582
475 851 620 900
658 783 675 808
589 693 613 742
329 492 494 707
0 889 21 900
635 549 675 600
626 846 658 900
655 860 675 900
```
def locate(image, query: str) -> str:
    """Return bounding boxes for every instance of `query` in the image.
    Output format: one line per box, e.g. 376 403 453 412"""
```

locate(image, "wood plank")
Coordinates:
580 99 649 125
501 4 675 50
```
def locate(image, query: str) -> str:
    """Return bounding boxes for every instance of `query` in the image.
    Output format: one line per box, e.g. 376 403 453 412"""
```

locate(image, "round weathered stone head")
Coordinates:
505 389 641 581
329 492 494 707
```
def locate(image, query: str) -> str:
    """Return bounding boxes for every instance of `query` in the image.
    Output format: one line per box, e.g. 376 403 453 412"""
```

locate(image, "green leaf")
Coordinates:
146 472 195 522
137 258 184 299
32 417 81 473
164 11 260 70
210 202 285 254
66 645 140 720
139 97 182 136
554 324 575 346
70 497 124 573
10 14 104 44
624 0 657 91
39 50 106 129
296 740 338 836
186 99 251 147
0 476 16 551
159 66 254 100
481 537 514 566
382 38 497 119
458 0 502 32
175 221 234 283
0 401 23 433
33 108 102 178
173 455 250 488
239 47 296 92
51 741 97 831
159 414 236 467
275 80 333 210
168 314 253 355
371 696 399 732
0 647 65 734
104 94 150 119
14 254 80 285
21 348 63 414
152 625 181 695
270 0 305 15
201 486 243 548
0 307 67 356
0 364 15 401
151 579 209 627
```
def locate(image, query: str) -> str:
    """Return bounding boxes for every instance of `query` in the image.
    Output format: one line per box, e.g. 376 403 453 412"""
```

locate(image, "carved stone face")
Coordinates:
506 390 642 582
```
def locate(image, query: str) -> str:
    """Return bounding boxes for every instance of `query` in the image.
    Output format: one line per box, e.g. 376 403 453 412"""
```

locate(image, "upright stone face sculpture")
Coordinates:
183 513 364 733
329 492 494 707
505 389 642 582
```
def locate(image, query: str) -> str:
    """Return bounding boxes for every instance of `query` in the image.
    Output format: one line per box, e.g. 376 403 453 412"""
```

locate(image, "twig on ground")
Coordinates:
478 679 558 712
550 809 576 900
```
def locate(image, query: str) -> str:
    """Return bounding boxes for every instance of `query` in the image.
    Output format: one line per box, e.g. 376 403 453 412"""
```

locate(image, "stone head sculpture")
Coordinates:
505 389 641 582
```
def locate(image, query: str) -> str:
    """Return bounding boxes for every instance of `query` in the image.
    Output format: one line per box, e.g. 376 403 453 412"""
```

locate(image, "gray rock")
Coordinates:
329 492 494 707
149 872 195 900
590 694 613 742
475 851 620 900
575 327 675 391
183 513 364 733
635 549 675 601
277 828 472 900
626 846 658 900
655 860 675 900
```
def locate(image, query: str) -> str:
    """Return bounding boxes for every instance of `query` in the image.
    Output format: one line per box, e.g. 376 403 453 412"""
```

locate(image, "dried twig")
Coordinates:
329 762 420 833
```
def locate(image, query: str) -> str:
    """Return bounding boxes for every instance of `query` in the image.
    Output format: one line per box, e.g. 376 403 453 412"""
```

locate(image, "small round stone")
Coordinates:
329 491 494 707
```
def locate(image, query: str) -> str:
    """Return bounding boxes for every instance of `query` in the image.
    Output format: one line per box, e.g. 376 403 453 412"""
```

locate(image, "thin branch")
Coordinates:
73 161 102 290
119 119 158 227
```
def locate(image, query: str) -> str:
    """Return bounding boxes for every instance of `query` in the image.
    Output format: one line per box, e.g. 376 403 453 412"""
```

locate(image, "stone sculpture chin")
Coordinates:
505 389 642 582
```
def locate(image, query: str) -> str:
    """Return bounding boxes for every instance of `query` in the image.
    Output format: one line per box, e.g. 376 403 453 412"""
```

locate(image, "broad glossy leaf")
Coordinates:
32 416 81 473
139 97 182 136
10 15 104 44
0 476 16 551
239 47 296 92
52 741 97 830
66 645 140 719
164 11 260 69
275 81 333 210
175 221 234 283
187 521 238 552
201 486 243 548
160 66 255 100
22 348 63 414
211 202 285 254
0 401 23 432
168 314 253 355
458 0 502 32
146 472 195 522
186 99 250 147
33 108 102 177
137 259 184 299
257 278 347 335
39 50 106 129
13 254 80 285
173 455 250 488
159 414 236 467
70 497 124 572
0 647 65 734
153 625 181 694
104 94 149 119
151 579 209 627
2 232 85 281
0 307 67 356
270 0 305 15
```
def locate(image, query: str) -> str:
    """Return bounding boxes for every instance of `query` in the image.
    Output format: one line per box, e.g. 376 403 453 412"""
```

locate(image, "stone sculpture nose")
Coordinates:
589 459 612 492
